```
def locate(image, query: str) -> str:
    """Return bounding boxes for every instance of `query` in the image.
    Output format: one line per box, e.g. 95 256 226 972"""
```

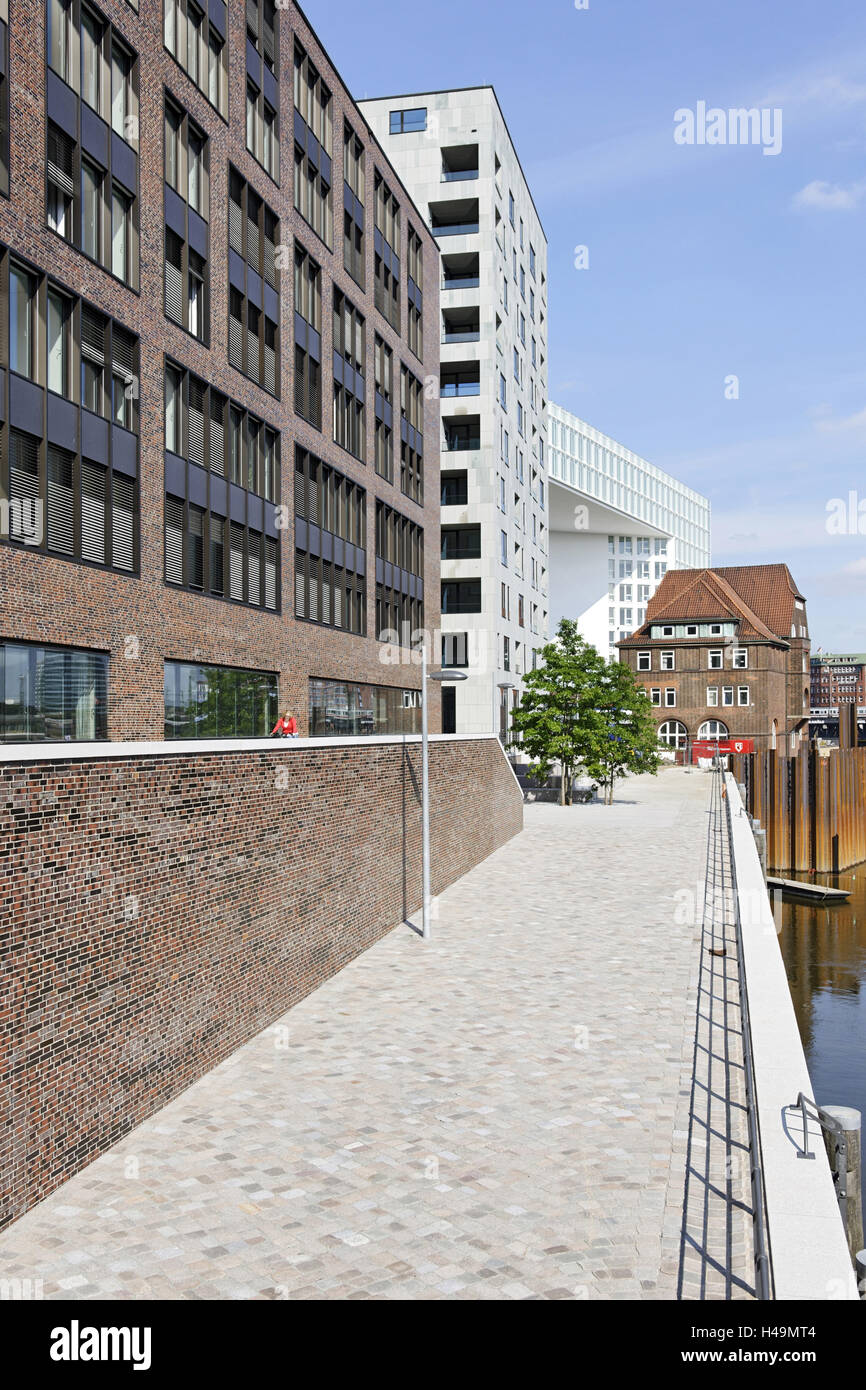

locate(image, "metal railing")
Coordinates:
790 1092 849 1229
719 758 774 1299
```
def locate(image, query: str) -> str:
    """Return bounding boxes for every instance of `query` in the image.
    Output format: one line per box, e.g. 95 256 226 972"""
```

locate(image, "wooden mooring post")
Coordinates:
733 741 866 875
822 1106 864 1265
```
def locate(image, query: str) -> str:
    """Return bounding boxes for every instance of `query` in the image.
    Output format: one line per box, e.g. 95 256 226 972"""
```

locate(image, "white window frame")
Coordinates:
737 685 750 707
732 648 748 669
660 650 675 671
708 649 723 669
706 687 718 707
650 687 661 706
664 687 676 707
722 686 734 706
637 651 651 671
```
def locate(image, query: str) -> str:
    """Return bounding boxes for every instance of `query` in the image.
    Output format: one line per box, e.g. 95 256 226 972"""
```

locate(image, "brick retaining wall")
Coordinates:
0 736 522 1229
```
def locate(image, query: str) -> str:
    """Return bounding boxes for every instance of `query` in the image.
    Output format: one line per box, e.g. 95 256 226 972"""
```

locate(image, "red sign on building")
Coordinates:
691 738 754 762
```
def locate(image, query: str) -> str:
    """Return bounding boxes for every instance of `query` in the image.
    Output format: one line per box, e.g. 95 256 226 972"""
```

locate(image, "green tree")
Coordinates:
577 658 662 804
509 618 662 805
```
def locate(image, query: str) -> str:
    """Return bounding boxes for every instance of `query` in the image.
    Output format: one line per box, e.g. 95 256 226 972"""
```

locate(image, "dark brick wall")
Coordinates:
0 736 522 1229
0 0 441 738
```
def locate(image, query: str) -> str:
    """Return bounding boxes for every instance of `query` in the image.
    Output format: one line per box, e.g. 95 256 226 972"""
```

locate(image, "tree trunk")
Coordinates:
560 764 566 807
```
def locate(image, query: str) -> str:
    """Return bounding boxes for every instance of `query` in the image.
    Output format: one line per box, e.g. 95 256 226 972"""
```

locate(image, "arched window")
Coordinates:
698 719 729 740
658 720 688 749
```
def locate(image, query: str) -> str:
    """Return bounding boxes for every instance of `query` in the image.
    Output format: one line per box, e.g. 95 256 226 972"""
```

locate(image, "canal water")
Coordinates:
778 864 866 1218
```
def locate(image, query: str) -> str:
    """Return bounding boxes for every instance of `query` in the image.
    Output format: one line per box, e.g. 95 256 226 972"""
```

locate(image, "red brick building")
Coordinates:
617 564 811 755
0 0 440 742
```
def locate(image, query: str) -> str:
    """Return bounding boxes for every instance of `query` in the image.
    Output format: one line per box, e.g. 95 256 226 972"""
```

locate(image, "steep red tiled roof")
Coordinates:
623 564 804 644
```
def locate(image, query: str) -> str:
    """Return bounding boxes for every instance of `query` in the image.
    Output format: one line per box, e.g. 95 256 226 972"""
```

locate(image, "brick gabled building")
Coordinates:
617 564 811 755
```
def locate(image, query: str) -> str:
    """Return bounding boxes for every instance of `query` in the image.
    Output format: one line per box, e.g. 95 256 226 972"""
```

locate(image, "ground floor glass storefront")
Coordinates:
164 661 279 739
0 642 108 741
309 678 422 738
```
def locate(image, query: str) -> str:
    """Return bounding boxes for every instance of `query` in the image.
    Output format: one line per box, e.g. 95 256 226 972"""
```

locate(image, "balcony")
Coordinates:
441 362 480 398
441 579 482 615
443 416 481 453
441 144 479 183
441 525 481 560
429 198 479 238
442 307 479 345
441 470 468 507
442 252 480 290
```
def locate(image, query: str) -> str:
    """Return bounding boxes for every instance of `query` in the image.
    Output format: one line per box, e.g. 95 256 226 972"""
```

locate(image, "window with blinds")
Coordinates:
247 532 260 606
47 122 76 239
188 505 204 589
209 391 225 475
80 461 107 564
47 445 75 555
165 495 184 585
8 431 40 540
229 523 244 601
229 168 243 256
165 229 183 325
265 536 277 610
229 289 243 370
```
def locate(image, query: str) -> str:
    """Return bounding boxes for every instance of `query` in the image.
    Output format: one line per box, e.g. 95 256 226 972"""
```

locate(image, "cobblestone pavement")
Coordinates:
0 768 755 1300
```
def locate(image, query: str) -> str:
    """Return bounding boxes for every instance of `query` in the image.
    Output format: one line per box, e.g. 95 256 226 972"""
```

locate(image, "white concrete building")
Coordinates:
360 88 549 737
548 403 711 661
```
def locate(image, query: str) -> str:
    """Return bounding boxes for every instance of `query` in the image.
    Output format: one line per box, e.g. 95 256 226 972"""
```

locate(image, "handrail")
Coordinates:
789 1092 848 1228
718 757 774 1299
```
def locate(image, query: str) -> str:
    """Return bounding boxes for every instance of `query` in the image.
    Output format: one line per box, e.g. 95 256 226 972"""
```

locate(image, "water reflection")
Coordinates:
778 864 866 1214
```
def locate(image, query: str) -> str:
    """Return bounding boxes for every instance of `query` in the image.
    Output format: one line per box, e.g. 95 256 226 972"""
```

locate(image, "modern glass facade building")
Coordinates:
547 403 711 661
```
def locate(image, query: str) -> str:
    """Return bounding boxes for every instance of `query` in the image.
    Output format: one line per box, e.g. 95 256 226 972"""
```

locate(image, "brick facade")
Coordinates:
0 0 441 739
0 736 523 1229
618 565 811 754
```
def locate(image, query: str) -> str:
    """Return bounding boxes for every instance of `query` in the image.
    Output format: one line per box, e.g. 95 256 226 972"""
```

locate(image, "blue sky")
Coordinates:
311 0 866 651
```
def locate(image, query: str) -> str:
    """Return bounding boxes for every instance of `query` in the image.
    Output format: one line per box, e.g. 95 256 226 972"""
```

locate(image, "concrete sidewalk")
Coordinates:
0 768 747 1300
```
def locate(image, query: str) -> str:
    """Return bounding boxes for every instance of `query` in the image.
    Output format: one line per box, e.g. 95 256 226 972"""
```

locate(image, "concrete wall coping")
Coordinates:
0 732 503 765
725 772 859 1300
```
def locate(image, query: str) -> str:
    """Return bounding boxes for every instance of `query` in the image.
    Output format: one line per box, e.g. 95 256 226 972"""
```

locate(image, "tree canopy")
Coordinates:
509 618 662 804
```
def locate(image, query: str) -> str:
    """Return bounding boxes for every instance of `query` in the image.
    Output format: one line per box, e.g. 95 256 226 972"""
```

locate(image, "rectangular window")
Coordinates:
343 122 366 288
709 649 723 669
375 499 424 645
9 261 37 379
389 107 426 134
332 289 365 461
2 286 139 570
0 641 109 742
374 170 401 333
374 333 393 482
707 687 719 706
664 688 676 707
164 660 278 740
637 651 651 671
733 648 748 669
293 241 321 427
738 685 750 706
82 159 102 261
660 650 675 671
47 123 76 239
47 288 73 398
295 445 366 633
164 0 226 116
650 688 661 706
227 168 280 392
722 686 734 706
400 364 423 504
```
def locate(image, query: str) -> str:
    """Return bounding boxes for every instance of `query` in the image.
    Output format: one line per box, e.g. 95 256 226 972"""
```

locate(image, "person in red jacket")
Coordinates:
271 711 299 738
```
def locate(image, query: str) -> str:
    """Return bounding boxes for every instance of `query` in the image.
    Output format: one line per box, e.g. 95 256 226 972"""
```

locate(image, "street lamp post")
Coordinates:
421 647 468 942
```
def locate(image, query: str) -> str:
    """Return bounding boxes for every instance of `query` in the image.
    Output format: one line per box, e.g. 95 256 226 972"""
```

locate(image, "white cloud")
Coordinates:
792 178 866 210
814 405 866 432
